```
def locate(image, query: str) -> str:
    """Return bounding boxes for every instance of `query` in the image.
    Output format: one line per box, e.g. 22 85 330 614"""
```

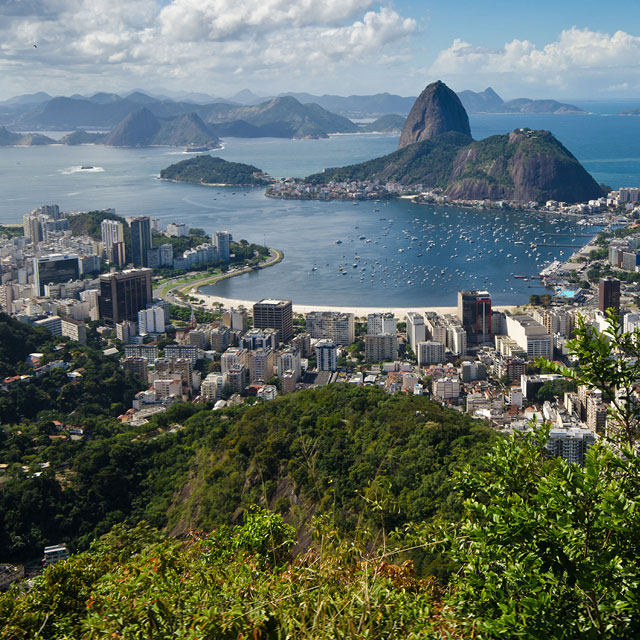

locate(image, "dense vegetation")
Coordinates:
160 155 273 186
0 314 144 557
3 313 640 637
307 127 603 203
307 131 470 186
0 224 24 240
68 209 128 242
0 314 496 565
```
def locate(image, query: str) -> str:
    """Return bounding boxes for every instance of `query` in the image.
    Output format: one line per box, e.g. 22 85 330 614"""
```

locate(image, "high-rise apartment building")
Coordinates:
457 290 492 345
364 333 398 362
214 231 231 262
130 216 152 267
405 312 426 351
138 306 166 335
222 307 248 332
316 339 338 371
417 341 445 366
98 268 152 325
306 311 355 345
253 299 293 342
367 312 396 335
101 219 124 252
23 214 43 243
599 277 621 316
248 348 275 383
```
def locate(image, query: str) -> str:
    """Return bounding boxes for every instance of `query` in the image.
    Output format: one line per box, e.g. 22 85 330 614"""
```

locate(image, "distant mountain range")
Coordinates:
234 87 585 116
0 87 585 135
456 87 585 114
0 91 358 140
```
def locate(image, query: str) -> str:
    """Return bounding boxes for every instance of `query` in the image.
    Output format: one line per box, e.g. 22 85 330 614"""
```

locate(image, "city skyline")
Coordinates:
1 1 640 101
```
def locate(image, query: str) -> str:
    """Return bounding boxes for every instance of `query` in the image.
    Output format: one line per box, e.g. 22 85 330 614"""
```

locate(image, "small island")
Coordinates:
159 155 274 187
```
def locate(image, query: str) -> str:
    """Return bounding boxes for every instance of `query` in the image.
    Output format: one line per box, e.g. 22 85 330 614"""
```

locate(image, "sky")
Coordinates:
1 0 640 101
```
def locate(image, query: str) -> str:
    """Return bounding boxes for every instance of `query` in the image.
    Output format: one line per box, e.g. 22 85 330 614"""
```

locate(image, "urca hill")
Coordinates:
308 80 603 203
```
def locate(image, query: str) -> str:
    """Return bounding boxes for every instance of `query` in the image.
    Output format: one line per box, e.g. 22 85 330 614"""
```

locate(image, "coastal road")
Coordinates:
154 248 283 309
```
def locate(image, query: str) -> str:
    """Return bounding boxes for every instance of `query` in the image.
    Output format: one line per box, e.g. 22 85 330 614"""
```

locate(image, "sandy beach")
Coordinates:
191 290 516 318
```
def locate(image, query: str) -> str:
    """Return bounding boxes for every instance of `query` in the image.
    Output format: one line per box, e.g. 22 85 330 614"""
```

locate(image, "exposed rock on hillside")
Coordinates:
0 126 55 146
444 129 603 202
398 81 471 149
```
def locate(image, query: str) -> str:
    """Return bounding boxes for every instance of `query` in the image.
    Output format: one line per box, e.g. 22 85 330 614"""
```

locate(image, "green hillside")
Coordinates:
307 131 470 187
160 155 273 186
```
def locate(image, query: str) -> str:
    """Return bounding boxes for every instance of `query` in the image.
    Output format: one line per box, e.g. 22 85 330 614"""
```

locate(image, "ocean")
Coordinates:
1 108 638 306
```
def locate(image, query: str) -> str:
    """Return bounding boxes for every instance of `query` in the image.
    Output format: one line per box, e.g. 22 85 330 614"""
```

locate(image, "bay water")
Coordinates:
1 108 639 306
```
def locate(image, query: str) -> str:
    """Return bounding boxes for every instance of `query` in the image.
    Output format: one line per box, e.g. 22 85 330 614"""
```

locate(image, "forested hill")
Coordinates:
0 319 495 562
160 155 274 186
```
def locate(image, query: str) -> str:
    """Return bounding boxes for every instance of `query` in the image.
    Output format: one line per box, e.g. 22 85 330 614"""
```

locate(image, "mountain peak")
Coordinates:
398 80 471 149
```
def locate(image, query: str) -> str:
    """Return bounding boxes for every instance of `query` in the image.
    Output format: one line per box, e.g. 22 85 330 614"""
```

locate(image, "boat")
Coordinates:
184 144 216 152
80 165 94 170
335 240 342 244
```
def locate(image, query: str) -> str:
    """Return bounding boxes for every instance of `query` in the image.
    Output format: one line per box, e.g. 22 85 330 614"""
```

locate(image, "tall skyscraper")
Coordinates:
253 299 293 342
99 268 152 326
214 231 231 262
130 216 152 267
457 290 492 345
599 277 621 316
33 254 80 296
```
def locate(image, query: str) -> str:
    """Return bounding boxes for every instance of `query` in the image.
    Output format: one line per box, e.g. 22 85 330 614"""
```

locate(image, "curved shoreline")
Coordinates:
193 291 515 318
158 248 284 301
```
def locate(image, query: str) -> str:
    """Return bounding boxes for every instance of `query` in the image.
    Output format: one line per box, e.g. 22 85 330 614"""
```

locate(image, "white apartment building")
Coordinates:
201 373 227 401
101 219 124 250
424 312 447 345
221 348 249 373
153 378 182 399
505 313 552 359
405 312 425 351
166 222 190 237
277 348 301 380
367 312 396 335
248 348 275 383
417 340 445 366
306 311 355 345
258 385 278 401
138 306 165 335
316 339 338 371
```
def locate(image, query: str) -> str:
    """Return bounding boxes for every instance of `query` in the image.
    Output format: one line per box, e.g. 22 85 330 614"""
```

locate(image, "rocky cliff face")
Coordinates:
444 129 603 202
398 81 471 149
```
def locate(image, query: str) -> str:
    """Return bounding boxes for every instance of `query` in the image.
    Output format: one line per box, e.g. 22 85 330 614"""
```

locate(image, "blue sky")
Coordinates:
0 0 639 100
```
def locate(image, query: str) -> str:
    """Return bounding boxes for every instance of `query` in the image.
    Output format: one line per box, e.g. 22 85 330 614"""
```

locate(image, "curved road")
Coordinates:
154 248 283 310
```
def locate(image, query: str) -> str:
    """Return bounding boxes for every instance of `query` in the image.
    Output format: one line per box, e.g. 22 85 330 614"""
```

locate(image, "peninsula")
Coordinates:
267 80 604 205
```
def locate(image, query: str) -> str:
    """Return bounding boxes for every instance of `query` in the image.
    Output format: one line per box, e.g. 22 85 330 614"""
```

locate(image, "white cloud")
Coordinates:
430 28 640 96
0 0 418 97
